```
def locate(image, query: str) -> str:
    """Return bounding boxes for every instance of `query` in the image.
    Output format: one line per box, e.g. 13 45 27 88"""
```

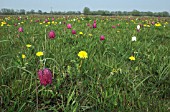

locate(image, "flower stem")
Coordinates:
36 77 39 112
79 60 83 70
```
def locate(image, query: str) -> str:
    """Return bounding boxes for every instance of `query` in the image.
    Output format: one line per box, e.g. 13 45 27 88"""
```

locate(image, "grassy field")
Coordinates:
0 15 170 111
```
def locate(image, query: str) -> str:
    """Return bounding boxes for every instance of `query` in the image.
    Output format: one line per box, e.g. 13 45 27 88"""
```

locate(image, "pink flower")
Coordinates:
35 20 39 22
14 23 17 26
72 30 76 34
137 29 140 32
52 17 55 21
87 23 90 26
93 23 97 28
94 20 96 23
45 19 49 23
48 30 56 39
38 68 52 86
18 27 23 32
67 24 72 29
151 21 155 25
100 35 105 40
112 26 116 28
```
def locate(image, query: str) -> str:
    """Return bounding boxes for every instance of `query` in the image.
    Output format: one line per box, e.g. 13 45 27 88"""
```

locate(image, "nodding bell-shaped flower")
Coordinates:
37 68 52 86
137 25 140 30
52 17 55 21
45 19 49 23
112 26 116 28
18 27 23 32
93 23 97 28
48 30 56 39
67 24 72 29
100 35 105 41
94 20 96 23
151 21 155 25
72 30 76 34
132 36 137 41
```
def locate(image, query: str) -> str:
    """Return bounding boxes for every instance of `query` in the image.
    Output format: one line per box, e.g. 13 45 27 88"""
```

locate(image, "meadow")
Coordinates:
0 15 170 111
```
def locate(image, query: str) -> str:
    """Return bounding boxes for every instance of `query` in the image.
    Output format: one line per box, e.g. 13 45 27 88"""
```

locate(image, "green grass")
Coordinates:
0 15 170 111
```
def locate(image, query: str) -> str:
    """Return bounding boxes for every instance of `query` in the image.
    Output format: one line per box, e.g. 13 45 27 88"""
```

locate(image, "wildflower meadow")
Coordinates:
0 15 170 111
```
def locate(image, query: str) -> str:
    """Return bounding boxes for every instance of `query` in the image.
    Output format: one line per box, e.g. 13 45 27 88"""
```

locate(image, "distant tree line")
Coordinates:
0 8 81 15
0 7 169 17
83 7 170 17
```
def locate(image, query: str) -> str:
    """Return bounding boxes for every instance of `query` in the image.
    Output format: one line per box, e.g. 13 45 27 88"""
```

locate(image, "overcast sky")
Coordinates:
1 0 170 12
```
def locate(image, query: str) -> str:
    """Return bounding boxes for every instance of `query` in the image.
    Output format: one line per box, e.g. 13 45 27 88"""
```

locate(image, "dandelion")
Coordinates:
147 25 150 27
132 36 136 41
22 54 26 59
48 30 56 39
78 51 88 59
165 22 168 25
36 52 43 57
79 32 83 35
37 68 52 86
26 44 32 48
89 34 93 37
155 23 161 27
129 56 135 61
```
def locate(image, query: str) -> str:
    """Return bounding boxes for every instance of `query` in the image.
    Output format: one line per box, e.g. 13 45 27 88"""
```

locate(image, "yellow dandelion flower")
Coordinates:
89 34 93 37
22 54 26 59
26 44 32 48
155 23 161 27
79 32 83 35
36 52 43 57
78 51 88 59
147 25 150 27
129 56 135 61
143 24 147 27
